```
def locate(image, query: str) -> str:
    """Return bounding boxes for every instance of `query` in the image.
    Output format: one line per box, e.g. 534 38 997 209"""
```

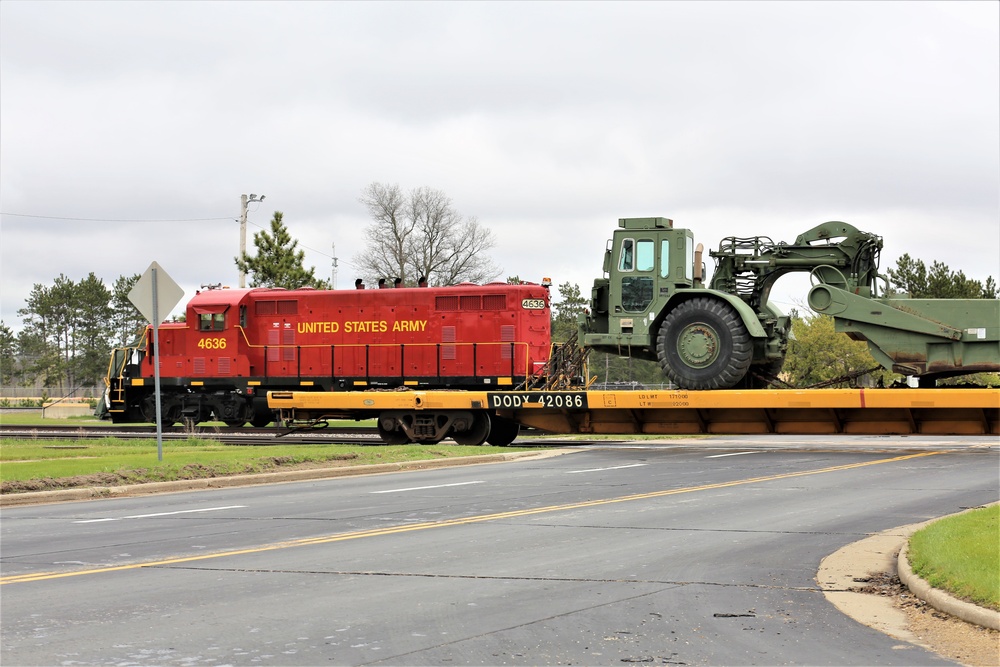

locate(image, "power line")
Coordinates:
0 212 235 223
244 218 336 261
3 211 337 260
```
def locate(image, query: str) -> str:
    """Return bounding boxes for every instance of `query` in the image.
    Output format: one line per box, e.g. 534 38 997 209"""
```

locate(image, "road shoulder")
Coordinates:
0 449 574 507
818 510 1000 667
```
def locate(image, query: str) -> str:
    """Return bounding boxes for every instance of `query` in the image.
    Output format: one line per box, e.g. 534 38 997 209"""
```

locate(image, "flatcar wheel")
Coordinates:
451 412 491 446
377 418 410 445
485 416 520 447
224 420 246 427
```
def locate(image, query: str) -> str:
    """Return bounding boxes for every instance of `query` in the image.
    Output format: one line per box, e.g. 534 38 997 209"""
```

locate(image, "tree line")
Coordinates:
2 184 995 393
1 273 144 393
1 182 501 393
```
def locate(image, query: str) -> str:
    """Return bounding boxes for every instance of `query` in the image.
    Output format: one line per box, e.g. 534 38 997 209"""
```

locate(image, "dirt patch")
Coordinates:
852 569 999 667
820 525 999 667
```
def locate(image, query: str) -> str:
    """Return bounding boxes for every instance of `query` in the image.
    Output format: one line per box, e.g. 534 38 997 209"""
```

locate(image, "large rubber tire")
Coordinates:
485 416 520 447
656 297 752 390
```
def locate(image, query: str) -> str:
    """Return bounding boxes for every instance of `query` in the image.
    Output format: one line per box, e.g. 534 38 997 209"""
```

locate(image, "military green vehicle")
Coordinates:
578 217 999 389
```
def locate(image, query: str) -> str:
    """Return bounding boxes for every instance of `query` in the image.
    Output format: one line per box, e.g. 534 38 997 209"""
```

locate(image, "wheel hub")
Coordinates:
678 324 719 368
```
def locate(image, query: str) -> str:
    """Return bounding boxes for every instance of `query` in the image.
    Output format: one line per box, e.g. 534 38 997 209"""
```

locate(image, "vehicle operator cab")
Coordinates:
581 217 696 351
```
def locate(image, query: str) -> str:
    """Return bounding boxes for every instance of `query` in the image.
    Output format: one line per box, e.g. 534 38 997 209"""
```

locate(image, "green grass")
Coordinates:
0 437 537 493
908 505 1000 610
0 413 106 426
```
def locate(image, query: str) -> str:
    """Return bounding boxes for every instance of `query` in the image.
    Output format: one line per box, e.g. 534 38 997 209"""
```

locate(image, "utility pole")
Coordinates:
332 242 339 289
239 193 265 288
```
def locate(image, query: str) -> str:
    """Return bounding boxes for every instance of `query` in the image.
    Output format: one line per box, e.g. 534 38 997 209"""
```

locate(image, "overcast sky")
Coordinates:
2 1 997 330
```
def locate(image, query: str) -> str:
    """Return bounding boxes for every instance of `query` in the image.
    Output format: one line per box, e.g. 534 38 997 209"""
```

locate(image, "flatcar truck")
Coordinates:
578 217 999 390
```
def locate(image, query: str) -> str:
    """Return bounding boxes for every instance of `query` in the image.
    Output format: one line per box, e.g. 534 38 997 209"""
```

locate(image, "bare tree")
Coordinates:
357 183 412 283
354 183 500 286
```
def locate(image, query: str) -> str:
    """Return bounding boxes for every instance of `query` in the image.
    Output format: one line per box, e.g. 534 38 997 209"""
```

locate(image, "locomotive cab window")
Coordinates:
199 312 225 331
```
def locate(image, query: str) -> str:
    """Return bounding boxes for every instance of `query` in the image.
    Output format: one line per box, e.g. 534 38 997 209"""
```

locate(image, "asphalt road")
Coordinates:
2 436 997 666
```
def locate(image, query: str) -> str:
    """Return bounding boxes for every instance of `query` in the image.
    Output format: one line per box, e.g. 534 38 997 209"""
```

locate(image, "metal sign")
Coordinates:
128 261 184 324
127 262 183 461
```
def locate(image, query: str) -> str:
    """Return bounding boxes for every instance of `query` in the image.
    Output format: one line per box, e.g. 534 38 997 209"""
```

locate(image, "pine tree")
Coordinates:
234 211 326 289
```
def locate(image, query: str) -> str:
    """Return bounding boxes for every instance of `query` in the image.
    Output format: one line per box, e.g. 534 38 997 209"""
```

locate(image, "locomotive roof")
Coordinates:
185 282 549 313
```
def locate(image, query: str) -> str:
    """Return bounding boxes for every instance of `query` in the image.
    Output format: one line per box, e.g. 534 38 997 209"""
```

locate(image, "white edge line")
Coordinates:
566 463 649 474
371 481 485 494
74 505 247 524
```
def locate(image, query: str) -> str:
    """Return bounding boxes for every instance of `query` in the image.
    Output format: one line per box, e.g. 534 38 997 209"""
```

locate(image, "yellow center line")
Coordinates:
2 451 941 585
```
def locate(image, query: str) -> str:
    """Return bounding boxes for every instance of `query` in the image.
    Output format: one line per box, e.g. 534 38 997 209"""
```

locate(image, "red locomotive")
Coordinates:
103 280 552 429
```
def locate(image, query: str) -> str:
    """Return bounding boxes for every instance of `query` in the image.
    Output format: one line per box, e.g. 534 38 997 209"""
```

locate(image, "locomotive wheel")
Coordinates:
250 412 274 428
377 417 410 445
451 412 491 446
224 419 247 427
145 402 180 428
485 416 520 447
656 297 752 390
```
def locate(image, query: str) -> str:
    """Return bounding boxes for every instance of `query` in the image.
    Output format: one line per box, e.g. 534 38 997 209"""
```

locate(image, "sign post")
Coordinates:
128 262 184 462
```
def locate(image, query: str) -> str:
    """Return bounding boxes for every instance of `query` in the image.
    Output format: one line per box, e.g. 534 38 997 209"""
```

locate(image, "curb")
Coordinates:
0 450 570 508
897 506 1000 632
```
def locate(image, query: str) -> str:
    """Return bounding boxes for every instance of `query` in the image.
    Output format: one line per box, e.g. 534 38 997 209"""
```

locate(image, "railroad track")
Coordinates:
0 424 382 446
0 424 552 447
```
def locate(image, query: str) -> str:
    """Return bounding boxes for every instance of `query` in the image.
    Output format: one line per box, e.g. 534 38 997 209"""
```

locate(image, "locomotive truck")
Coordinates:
579 217 999 390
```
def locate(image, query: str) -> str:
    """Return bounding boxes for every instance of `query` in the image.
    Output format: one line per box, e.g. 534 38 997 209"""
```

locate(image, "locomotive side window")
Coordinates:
199 312 225 331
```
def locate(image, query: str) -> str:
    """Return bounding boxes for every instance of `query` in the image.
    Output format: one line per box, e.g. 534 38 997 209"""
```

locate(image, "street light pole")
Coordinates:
239 193 265 288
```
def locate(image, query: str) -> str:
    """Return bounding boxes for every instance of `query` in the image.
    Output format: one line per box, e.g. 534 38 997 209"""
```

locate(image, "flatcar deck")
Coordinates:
269 387 1000 437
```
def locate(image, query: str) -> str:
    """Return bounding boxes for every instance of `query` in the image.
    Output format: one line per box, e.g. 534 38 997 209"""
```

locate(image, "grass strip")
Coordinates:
0 437 536 493
908 504 1000 611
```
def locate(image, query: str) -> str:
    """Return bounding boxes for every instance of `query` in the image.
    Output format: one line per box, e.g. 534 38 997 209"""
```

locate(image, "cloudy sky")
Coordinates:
2 1 997 330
